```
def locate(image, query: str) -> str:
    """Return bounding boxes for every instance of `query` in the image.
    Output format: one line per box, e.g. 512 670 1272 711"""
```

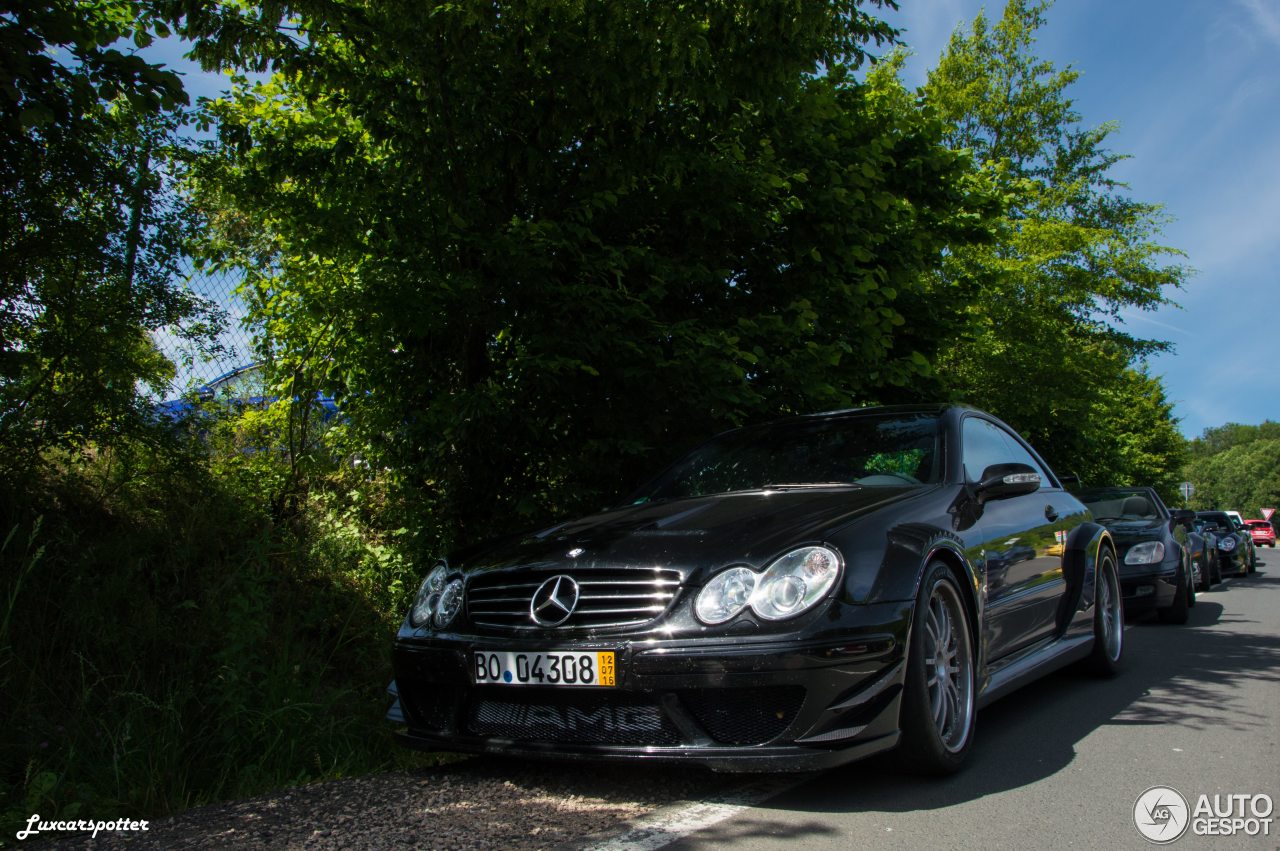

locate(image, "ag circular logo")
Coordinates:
1134 785 1190 844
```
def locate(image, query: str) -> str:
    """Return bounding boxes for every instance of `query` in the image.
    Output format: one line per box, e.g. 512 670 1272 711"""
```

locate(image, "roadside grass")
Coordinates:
0 432 432 843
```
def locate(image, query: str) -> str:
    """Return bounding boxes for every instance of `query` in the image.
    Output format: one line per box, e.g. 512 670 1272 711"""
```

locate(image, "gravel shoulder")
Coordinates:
50 756 742 850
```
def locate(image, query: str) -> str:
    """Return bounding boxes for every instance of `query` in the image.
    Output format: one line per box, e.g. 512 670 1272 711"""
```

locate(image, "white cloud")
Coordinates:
1234 0 1280 48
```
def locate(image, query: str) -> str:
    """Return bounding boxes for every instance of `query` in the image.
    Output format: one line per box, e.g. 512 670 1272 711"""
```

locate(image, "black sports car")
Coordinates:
389 405 1121 774
1073 487 1195 623
1196 511 1257 576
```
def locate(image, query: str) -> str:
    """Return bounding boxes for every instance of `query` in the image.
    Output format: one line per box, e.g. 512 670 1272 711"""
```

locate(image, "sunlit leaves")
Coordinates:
186 0 991 544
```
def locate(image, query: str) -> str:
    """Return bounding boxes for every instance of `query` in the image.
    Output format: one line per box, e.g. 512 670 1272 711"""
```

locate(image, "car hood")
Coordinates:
456 486 921 584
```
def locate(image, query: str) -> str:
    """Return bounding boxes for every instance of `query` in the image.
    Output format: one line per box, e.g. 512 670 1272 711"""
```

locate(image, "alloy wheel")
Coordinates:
923 580 974 753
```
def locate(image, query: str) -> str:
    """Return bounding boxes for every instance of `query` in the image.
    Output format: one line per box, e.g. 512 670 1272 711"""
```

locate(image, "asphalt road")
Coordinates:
653 545 1280 851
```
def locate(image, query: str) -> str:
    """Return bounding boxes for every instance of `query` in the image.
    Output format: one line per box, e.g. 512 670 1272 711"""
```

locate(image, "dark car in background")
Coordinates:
1246 520 1276 548
1190 518 1224 589
1197 511 1257 576
389 405 1121 774
1074 487 1195 624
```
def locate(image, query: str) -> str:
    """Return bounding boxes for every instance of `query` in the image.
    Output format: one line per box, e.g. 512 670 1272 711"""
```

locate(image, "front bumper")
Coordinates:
1118 565 1178 613
388 601 912 772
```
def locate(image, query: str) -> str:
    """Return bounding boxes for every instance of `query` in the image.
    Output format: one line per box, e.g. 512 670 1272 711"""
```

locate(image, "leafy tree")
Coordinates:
1187 421 1280 460
1185 423 1280 515
183 1 994 544
0 0 212 471
915 0 1188 484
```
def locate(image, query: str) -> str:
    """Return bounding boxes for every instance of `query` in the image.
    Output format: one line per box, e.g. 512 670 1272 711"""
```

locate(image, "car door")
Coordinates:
961 416 1086 660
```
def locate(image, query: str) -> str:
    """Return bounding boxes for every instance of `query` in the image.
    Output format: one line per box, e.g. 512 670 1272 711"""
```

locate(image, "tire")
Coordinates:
1196 556 1210 593
1158 566 1190 624
1211 552 1222 586
1083 546 1123 676
898 561 976 775
1248 549 1258 573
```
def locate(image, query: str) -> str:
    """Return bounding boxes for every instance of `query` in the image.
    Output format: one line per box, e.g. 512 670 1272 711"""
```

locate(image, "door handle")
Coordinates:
1044 505 1059 522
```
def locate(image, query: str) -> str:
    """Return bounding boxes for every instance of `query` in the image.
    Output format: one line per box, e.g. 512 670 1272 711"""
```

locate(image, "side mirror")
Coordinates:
975 463 1042 502
1170 508 1195 530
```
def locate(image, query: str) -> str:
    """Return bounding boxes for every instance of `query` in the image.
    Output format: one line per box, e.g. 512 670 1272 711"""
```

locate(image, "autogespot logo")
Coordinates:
1134 786 1191 844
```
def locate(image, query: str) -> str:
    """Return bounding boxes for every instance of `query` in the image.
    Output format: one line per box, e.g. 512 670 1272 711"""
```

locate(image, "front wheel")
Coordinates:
1084 547 1123 675
898 562 976 775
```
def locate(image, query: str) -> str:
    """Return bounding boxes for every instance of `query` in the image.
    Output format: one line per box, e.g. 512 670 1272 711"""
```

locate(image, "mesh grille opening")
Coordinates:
679 686 807 745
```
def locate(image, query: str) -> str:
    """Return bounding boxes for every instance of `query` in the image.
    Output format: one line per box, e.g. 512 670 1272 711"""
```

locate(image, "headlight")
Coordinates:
434 578 464 629
695 546 841 625
410 563 449 627
695 566 756 624
1124 541 1166 565
1218 536 1236 552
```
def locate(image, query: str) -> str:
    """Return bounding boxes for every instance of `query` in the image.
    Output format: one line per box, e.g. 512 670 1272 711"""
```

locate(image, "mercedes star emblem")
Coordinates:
530 575 581 627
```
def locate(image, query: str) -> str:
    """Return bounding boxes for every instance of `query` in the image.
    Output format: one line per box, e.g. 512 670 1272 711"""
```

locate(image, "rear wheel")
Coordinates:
1084 547 1123 675
898 562 976 775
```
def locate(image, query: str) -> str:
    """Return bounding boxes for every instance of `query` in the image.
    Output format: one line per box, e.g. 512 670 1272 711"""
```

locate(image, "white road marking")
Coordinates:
584 775 811 851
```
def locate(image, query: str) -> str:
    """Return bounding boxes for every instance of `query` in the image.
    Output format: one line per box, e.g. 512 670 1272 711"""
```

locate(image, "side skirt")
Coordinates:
977 633 1093 709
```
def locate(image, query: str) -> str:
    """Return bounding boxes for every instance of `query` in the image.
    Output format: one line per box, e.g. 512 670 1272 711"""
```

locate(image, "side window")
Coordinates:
962 418 1051 484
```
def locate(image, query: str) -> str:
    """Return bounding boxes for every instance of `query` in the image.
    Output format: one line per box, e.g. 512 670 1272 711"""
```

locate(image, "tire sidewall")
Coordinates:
899 561 975 774
1089 547 1124 674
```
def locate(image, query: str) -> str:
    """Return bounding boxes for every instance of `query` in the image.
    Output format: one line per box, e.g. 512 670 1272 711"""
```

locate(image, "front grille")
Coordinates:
466 691 681 745
466 566 682 630
679 686 806 745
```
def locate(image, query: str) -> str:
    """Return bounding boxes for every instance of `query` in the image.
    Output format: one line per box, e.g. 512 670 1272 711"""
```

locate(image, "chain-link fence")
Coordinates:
151 264 258 399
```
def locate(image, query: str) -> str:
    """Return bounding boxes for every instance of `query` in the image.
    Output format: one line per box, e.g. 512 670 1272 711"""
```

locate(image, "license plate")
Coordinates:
473 650 616 687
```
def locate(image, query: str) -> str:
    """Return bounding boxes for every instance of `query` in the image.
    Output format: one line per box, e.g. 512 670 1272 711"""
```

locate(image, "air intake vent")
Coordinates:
466 566 682 631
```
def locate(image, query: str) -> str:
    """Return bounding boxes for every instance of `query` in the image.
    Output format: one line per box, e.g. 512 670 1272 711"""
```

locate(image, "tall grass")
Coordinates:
0 434 428 842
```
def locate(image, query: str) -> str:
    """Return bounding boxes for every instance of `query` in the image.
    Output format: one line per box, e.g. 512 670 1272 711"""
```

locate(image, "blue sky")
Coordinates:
151 2 1277 437
882 0 1280 438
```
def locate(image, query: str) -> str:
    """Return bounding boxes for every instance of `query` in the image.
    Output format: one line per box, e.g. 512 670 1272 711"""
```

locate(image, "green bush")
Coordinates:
0 433 428 841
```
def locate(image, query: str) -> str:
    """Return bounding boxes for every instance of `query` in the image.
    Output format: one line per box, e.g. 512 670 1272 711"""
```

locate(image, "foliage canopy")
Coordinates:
915 0 1188 488
185 0 994 544
0 0 215 472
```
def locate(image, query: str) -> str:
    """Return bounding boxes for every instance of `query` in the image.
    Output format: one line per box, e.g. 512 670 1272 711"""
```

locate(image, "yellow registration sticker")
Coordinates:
597 651 616 686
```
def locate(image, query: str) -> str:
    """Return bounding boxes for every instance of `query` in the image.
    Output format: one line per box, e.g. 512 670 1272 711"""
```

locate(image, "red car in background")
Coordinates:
1247 520 1276 548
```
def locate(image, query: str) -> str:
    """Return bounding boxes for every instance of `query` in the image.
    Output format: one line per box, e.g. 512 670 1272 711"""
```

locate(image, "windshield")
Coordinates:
1197 514 1233 534
1076 489 1163 522
635 412 942 502
1247 521 1271 530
